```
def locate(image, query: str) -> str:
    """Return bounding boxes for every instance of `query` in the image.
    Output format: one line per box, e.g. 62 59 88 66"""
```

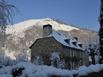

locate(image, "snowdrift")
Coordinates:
0 62 103 77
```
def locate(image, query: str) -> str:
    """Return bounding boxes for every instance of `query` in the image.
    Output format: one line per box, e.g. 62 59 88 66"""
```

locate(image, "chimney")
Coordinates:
43 24 52 37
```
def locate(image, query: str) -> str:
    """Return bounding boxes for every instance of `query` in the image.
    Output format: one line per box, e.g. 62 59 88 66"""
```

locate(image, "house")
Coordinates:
29 24 89 69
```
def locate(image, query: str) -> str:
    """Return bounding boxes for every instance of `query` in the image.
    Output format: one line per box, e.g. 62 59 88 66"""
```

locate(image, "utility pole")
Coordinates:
99 0 103 63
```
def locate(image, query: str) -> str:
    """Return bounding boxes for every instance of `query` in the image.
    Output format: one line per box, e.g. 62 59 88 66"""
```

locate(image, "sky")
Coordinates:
8 0 100 31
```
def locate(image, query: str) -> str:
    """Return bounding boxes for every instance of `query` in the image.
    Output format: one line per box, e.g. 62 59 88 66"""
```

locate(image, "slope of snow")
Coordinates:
78 64 103 76
6 18 79 35
6 19 42 35
4 49 16 60
0 62 103 77
0 74 12 77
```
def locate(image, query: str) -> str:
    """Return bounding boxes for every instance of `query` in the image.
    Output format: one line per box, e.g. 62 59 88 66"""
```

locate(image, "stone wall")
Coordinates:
30 37 88 69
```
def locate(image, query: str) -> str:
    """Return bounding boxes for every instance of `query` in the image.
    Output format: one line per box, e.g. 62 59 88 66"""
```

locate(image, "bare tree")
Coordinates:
0 0 16 47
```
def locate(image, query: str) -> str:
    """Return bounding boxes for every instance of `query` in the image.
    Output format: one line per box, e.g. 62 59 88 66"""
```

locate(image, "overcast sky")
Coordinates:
9 0 100 31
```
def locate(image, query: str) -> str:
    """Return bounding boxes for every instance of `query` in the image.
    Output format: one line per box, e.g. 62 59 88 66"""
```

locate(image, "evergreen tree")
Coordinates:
0 0 16 65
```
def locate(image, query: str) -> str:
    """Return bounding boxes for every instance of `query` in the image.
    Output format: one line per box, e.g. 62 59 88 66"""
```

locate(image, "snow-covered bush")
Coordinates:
0 62 103 77
87 44 100 64
50 52 60 68
12 67 24 77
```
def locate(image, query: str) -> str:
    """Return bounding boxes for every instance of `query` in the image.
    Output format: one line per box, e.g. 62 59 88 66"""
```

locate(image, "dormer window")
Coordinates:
74 37 78 41
72 42 77 46
78 44 83 48
64 39 70 44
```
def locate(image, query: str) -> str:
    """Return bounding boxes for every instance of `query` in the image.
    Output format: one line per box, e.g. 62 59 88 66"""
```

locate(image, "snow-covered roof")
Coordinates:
49 31 84 51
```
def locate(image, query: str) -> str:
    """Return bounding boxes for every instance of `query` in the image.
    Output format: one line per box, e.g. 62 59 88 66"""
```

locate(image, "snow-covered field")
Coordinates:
0 62 103 77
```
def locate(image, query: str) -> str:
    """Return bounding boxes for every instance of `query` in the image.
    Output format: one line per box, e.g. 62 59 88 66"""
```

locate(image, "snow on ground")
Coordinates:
0 74 12 77
0 62 103 77
78 64 103 76
6 18 79 35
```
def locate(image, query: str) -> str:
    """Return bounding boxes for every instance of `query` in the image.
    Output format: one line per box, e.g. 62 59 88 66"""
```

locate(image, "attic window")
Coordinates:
72 42 77 46
78 44 82 48
64 39 70 44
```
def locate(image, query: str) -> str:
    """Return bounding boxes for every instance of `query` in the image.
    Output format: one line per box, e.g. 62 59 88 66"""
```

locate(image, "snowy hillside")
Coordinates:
6 18 99 46
6 18 79 35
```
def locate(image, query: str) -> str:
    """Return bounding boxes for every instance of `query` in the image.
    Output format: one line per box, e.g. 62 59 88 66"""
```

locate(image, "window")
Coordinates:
64 39 70 44
72 42 77 46
78 44 83 48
